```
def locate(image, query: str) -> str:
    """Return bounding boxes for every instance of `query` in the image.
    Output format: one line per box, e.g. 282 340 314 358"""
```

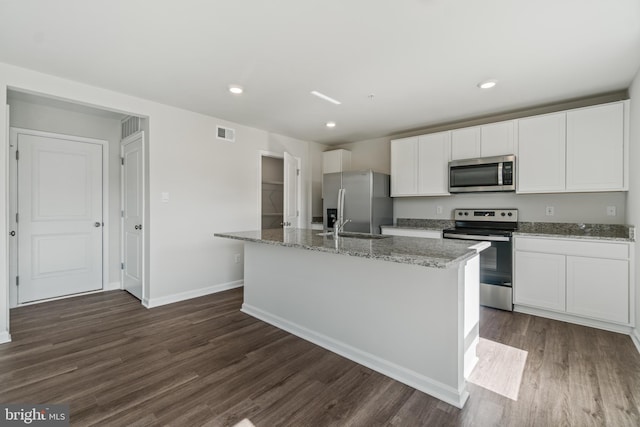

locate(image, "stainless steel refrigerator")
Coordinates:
323 170 393 234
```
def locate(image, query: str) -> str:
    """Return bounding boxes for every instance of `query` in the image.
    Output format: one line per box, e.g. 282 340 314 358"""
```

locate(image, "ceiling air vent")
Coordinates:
121 116 141 139
216 125 235 142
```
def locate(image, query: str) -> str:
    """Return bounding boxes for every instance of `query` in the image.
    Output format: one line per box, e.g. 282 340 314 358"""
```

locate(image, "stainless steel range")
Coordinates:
443 209 518 311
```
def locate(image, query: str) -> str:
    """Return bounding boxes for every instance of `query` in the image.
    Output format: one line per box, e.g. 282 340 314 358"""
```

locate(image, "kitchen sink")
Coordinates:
316 232 390 239
337 232 390 239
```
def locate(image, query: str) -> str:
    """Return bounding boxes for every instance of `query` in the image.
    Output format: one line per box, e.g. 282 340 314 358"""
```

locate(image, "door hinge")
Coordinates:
121 157 124 166
16 276 19 286
121 262 125 270
15 213 18 223
121 210 124 218
296 169 300 176
297 210 299 217
15 150 19 161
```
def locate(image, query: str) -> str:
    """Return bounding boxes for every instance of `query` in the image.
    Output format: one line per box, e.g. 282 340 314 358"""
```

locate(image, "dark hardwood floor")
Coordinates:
1 288 639 426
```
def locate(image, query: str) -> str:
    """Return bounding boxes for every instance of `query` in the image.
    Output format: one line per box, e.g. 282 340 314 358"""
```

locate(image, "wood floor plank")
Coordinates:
1 288 640 426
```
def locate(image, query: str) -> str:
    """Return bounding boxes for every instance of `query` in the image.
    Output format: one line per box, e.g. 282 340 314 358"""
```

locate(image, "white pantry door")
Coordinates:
121 133 144 300
18 133 104 303
283 152 300 228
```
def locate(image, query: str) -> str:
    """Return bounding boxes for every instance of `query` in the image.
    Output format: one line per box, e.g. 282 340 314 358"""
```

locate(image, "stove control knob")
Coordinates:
464 212 469 216
501 212 506 216
458 212 463 216
508 212 513 216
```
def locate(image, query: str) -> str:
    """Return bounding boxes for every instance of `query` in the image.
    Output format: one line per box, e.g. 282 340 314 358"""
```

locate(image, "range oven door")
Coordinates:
443 232 513 311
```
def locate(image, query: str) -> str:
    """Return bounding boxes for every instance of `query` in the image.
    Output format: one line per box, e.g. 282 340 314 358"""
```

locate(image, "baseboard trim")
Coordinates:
632 329 640 355
144 280 244 309
241 303 468 409
0 330 12 344
514 305 633 335
105 281 121 291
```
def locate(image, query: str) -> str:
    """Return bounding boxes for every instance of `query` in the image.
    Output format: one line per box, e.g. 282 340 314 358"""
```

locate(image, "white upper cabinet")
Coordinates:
480 121 516 157
451 127 480 160
322 149 351 174
391 132 451 197
451 121 515 160
517 112 566 193
390 101 627 198
390 137 418 196
566 102 626 191
516 101 627 194
418 132 451 195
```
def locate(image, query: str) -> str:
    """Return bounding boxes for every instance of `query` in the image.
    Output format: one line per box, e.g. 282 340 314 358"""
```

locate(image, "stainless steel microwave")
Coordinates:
448 155 515 193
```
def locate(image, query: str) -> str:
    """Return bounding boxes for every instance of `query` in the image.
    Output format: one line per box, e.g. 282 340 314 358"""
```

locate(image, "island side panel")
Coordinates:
241 241 469 408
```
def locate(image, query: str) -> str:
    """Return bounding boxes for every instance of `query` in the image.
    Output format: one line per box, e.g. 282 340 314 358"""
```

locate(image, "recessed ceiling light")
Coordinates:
228 84 243 94
311 91 341 105
477 80 497 89
326 121 336 128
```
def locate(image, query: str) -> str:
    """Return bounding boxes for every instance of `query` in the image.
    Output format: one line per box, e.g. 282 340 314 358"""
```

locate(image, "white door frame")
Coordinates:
120 131 146 303
9 127 110 307
257 150 301 229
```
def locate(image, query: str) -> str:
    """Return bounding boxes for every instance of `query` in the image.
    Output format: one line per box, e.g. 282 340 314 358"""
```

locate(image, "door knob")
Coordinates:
9 231 15 236
94 222 102 227
135 224 142 230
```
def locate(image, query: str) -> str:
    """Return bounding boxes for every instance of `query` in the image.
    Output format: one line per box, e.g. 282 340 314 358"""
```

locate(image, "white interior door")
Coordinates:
283 152 300 228
17 132 104 303
121 133 144 300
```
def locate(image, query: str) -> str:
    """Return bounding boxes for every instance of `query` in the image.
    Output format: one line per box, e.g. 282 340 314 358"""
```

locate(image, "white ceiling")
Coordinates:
1 0 639 145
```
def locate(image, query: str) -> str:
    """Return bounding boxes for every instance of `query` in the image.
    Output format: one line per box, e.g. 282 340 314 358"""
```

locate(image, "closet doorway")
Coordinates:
261 156 284 229
259 152 301 230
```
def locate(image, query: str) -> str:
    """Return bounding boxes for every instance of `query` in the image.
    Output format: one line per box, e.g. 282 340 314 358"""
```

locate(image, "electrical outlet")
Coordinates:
234 254 241 264
545 206 555 216
607 206 616 216
436 205 443 215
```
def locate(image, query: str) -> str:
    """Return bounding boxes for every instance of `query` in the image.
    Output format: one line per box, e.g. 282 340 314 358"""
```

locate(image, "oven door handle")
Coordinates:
443 232 510 242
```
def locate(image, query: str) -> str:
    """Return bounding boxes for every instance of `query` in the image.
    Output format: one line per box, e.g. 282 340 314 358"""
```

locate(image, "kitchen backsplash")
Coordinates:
393 191 628 225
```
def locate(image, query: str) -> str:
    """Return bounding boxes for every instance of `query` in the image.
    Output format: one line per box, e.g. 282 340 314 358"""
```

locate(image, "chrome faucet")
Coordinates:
334 218 351 238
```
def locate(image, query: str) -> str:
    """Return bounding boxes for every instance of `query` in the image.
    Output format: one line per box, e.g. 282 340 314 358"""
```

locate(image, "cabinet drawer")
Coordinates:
514 237 629 259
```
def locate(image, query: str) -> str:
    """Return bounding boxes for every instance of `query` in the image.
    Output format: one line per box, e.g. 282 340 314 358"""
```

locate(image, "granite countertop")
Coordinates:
386 218 635 242
215 228 487 269
514 222 635 242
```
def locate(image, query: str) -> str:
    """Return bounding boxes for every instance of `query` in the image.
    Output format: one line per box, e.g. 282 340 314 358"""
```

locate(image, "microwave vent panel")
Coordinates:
216 125 235 142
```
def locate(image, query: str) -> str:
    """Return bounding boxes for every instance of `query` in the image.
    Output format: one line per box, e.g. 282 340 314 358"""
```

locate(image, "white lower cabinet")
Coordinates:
514 251 565 311
566 256 629 324
514 236 632 326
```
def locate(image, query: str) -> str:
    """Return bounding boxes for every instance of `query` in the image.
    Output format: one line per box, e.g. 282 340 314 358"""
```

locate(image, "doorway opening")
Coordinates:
258 152 301 230
6 89 147 308
261 156 284 229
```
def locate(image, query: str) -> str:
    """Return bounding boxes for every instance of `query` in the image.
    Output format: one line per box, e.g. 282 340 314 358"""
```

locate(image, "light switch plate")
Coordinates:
161 192 169 203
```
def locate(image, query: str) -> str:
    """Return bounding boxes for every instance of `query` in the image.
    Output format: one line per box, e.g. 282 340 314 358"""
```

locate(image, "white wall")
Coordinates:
7 98 123 295
625 68 640 339
0 62 323 340
337 137 391 174
395 192 627 224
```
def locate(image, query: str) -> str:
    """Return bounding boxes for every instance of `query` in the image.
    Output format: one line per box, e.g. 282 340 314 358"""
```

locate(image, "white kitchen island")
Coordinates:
214 228 489 408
